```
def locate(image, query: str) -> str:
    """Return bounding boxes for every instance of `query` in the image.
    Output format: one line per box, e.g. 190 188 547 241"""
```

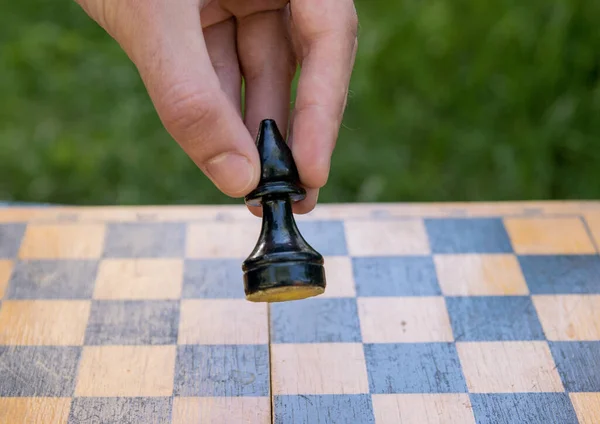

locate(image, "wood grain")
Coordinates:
0 300 90 345
94 259 183 300
371 394 476 424
271 343 369 395
186 222 260 258
0 398 72 424
357 297 454 343
74 346 176 397
344 219 430 256
3 201 600 224
1 201 600 423
434 254 529 296
570 392 600 424
18 224 105 259
456 341 564 393
0 260 13 298
504 217 596 254
533 295 600 341
178 299 268 345
172 397 270 424
320 256 356 298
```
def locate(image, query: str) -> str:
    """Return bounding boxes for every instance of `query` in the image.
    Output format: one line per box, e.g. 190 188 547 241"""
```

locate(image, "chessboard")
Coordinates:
1 201 600 424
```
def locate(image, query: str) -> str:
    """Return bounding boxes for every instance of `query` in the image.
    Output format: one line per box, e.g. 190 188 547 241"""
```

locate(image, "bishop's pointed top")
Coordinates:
256 119 300 185
244 119 306 206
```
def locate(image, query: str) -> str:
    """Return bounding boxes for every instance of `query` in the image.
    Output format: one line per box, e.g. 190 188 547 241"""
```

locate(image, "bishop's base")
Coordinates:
243 261 326 302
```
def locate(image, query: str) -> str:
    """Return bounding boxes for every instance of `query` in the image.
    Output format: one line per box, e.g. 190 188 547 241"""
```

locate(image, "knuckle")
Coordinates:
160 85 221 138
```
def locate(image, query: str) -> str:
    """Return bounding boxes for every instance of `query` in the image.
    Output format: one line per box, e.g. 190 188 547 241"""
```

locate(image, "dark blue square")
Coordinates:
446 296 545 341
68 397 172 424
174 344 269 396
182 259 244 298
274 395 375 424
0 346 80 396
519 255 600 294
352 257 440 297
6 260 98 299
549 341 600 392
84 300 179 345
470 393 578 424
296 220 347 255
103 222 186 257
0 224 25 258
364 343 467 393
425 218 513 253
270 298 361 343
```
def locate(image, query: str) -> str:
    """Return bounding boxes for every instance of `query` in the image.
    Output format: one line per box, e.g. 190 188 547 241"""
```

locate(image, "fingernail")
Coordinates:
205 153 255 196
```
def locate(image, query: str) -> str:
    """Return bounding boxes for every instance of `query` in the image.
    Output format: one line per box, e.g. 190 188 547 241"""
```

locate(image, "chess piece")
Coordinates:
242 119 326 302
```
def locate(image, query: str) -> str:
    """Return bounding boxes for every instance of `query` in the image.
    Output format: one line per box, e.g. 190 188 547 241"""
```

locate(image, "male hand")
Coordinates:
75 0 358 214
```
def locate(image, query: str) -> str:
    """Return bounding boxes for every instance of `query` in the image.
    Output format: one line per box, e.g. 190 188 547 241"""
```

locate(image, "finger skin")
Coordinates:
75 0 261 198
200 0 232 28
288 0 358 191
203 18 242 113
237 8 296 139
292 188 319 214
247 188 318 218
74 0 357 211
237 7 296 217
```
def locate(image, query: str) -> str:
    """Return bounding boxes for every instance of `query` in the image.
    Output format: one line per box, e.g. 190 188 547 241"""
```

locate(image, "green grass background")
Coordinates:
2 0 600 206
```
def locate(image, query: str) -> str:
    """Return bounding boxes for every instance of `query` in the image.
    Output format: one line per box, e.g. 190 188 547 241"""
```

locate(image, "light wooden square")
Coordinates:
456 341 564 393
94 259 183 299
570 393 600 424
533 295 600 341
344 220 430 256
178 299 268 345
0 398 72 424
75 345 176 397
186 222 260 258
0 260 13 298
18 224 105 259
434 254 528 296
0 300 90 345
358 297 454 343
584 213 600 248
271 343 369 395
172 397 270 424
504 217 595 254
321 256 356 297
372 394 476 424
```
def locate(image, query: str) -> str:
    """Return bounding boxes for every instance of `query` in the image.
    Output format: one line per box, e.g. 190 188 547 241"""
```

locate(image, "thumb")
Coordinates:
78 0 260 197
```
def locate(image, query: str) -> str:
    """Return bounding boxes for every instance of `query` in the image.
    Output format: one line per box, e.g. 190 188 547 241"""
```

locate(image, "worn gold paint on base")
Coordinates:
246 286 325 303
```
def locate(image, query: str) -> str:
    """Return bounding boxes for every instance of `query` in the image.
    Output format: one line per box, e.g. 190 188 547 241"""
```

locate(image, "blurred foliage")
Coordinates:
1 0 600 205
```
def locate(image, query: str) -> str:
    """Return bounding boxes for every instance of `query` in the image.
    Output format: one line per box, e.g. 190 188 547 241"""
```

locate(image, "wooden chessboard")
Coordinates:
1 201 600 423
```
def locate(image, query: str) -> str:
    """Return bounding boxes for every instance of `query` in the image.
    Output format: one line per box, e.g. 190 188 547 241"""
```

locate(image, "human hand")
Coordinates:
75 0 358 215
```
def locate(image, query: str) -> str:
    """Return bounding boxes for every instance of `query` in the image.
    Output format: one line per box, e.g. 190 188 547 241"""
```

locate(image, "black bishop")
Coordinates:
242 119 326 302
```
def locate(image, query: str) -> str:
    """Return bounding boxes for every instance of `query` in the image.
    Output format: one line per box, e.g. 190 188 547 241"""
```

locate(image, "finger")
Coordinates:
237 8 296 138
237 8 297 217
200 0 232 28
247 188 318 218
121 2 260 197
203 19 242 113
292 188 319 214
288 0 358 189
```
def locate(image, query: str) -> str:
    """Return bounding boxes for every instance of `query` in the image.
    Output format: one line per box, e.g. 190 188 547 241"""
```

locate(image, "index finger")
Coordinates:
288 0 358 190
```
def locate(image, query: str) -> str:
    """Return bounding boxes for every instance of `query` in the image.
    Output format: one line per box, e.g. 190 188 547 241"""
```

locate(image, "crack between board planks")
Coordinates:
268 304 275 424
